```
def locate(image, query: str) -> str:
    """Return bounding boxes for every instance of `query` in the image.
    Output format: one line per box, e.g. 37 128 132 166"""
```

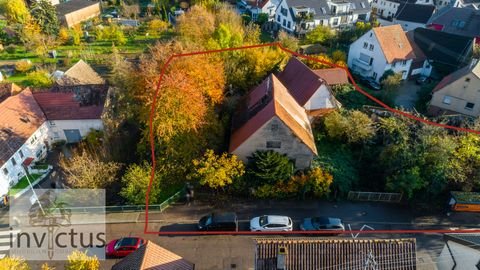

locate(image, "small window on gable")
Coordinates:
11 158 16 166
363 42 368 48
271 123 279 131
19 150 24 159
266 141 281 148
443 95 452 105
466 102 475 110
369 32 372 37
2 168 7 175
369 44 374 51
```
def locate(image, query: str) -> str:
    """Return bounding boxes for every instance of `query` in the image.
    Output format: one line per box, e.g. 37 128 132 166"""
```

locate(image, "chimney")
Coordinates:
277 246 287 270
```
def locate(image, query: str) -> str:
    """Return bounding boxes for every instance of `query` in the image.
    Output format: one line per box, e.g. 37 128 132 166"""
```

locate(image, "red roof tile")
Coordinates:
312 68 349 85
32 92 104 120
277 57 325 106
373 25 416 63
229 74 317 155
0 89 46 167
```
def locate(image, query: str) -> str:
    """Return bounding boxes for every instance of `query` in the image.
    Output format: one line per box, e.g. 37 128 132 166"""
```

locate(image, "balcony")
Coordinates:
353 58 373 72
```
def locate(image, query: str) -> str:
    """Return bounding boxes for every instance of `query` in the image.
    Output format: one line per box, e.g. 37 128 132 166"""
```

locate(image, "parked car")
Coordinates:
198 212 238 231
300 217 345 235
352 72 382 90
416 76 432 85
105 237 145 257
250 215 293 232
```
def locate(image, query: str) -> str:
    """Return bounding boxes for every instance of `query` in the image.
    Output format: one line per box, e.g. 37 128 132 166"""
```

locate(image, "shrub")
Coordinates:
15 59 33 73
65 250 99 270
147 19 169 35
5 44 17 54
247 150 294 186
24 69 53 88
58 27 69 44
0 256 30 270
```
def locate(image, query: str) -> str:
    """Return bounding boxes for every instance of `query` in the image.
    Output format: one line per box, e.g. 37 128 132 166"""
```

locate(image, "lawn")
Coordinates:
9 173 43 196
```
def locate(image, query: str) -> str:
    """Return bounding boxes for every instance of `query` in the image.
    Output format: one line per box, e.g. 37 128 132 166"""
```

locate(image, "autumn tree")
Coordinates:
58 27 69 45
305 25 334 45
277 30 298 51
65 251 99 270
176 5 215 46
0 0 30 25
30 0 59 35
59 145 121 189
189 149 245 190
147 19 169 36
306 167 334 197
323 110 375 144
120 161 166 204
24 69 53 88
0 256 30 270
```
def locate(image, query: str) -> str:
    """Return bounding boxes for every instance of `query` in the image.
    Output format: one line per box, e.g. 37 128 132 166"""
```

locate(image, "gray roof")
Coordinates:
428 7 480 38
283 0 370 20
445 234 480 251
395 3 436 24
55 0 100 16
255 238 417 270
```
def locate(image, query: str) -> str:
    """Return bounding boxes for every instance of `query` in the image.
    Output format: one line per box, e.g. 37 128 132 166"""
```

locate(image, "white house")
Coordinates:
438 234 480 270
348 24 418 82
238 0 280 21
274 0 371 35
371 0 401 19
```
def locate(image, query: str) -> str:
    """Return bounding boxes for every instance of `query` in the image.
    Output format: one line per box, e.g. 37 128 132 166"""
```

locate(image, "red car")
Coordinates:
105 237 145 257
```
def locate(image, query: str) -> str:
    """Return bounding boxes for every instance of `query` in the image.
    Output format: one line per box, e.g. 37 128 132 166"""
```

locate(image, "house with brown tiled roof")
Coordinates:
428 59 480 117
0 84 107 197
348 24 427 83
254 238 417 270
229 74 317 169
112 241 194 270
277 57 341 118
312 68 349 86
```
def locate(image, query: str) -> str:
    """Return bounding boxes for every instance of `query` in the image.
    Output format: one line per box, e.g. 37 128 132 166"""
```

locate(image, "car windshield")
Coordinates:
259 216 268 226
205 216 213 226
116 238 138 249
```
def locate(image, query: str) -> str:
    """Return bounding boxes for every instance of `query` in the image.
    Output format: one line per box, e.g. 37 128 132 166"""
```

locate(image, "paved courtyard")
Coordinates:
394 80 422 110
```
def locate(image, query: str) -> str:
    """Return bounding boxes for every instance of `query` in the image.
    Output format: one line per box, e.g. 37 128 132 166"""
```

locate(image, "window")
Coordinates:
277 15 281 22
369 32 372 37
373 72 378 80
266 141 281 148
19 150 24 159
11 157 16 166
30 137 35 144
465 102 475 110
280 7 287 16
2 168 7 175
287 21 291 29
392 62 396 68
369 57 374 65
333 18 339 25
402 60 407 66
363 42 368 49
443 95 452 105
283 19 286 27
359 53 371 63
369 44 374 51
271 124 279 131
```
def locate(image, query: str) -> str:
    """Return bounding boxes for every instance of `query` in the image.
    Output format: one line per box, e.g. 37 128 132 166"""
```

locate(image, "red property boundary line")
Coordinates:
145 42 480 235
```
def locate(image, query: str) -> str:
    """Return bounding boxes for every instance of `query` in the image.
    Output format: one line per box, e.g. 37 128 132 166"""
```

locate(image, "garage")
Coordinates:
63 129 82 143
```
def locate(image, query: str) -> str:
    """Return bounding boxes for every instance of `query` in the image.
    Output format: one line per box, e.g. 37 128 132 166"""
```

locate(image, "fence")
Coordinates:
63 189 185 213
348 191 403 203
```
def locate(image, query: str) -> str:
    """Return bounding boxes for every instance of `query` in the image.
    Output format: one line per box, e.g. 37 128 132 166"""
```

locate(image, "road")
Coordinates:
2 197 480 269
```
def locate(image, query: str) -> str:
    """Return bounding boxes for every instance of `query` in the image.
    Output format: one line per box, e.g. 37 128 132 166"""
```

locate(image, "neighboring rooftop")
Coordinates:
427 7 480 38
55 0 101 16
282 0 370 20
111 241 194 270
32 91 105 120
229 74 317 155
277 57 326 106
411 27 473 69
0 89 47 167
432 59 480 92
394 3 436 24
0 83 21 103
372 25 416 63
312 68 350 85
57 60 105 86
254 238 417 270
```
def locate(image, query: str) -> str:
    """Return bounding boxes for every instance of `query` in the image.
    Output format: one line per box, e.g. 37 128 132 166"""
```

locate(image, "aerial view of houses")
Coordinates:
0 0 480 269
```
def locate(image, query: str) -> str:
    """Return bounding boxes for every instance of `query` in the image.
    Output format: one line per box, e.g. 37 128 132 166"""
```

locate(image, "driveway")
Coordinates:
394 80 422 110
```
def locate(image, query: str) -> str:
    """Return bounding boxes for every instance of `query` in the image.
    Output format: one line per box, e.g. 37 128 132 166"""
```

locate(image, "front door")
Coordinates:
63 129 82 143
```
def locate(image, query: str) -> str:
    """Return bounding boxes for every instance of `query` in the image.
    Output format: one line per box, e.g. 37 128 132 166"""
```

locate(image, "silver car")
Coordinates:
250 215 293 231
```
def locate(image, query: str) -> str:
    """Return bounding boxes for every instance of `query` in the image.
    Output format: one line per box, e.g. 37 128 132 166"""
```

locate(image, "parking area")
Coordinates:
394 80 422 109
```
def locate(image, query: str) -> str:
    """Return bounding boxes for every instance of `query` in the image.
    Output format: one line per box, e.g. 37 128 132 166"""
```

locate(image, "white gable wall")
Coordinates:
303 85 337 110
275 0 296 33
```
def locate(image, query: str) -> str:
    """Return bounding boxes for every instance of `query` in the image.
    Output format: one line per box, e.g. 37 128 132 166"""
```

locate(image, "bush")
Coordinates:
5 44 16 54
15 59 33 73
65 250 99 270
0 256 30 270
24 69 54 88
247 150 295 186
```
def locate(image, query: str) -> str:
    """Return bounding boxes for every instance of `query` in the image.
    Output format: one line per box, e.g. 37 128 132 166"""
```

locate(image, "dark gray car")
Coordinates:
300 217 345 235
